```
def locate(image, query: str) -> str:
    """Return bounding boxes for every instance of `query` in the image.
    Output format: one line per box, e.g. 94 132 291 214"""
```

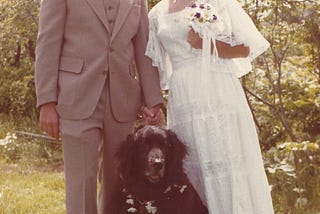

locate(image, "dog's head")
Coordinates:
116 126 187 186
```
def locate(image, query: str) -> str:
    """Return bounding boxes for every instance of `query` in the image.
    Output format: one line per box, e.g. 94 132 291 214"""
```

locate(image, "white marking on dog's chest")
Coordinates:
123 184 188 213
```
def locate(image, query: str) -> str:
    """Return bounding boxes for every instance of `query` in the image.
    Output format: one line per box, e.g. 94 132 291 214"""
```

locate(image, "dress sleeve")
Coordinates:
225 0 270 77
145 9 172 90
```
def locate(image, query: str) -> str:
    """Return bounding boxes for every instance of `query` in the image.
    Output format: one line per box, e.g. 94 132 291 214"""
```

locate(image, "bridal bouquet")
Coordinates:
186 1 221 37
186 0 224 51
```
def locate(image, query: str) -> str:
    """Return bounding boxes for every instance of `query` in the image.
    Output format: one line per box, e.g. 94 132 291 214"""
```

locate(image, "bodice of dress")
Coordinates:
146 0 270 89
158 10 247 77
157 10 202 67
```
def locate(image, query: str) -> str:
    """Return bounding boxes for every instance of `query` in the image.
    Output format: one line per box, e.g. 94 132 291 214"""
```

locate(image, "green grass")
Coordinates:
0 161 65 214
1 160 320 214
0 114 320 214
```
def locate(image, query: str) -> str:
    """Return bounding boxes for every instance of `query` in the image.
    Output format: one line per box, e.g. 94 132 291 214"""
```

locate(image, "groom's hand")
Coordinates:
39 102 60 140
139 104 162 125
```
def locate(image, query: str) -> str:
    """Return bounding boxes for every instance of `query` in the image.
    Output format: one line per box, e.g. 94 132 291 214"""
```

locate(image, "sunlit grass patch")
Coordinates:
0 163 65 214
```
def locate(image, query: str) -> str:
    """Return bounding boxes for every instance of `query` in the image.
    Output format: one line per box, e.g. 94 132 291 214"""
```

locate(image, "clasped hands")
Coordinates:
138 103 162 125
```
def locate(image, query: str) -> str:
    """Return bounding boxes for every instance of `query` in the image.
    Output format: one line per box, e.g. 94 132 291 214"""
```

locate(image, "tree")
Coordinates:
239 0 320 148
0 0 40 117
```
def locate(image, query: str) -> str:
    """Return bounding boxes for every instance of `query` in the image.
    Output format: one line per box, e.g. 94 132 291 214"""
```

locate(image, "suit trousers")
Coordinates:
60 82 134 214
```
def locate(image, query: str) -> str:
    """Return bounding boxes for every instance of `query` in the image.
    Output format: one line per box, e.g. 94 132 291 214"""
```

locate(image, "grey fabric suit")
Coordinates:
34 0 163 213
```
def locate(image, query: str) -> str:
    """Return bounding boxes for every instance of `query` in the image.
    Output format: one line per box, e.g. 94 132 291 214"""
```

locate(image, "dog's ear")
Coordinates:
115 134 138 183
166 130 187 174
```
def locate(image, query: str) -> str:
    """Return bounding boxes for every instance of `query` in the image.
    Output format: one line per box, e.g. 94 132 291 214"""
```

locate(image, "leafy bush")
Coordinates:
0 115 62 164
245 55 320 149
265 141 320 213
0 71 37 118
0 0 39 118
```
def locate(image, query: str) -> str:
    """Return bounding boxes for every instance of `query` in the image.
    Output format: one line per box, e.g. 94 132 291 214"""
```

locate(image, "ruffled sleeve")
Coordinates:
224 0 270 77
145 7 172 90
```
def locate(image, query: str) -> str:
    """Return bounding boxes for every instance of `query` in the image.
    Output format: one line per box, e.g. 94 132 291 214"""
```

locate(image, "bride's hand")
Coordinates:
187 28 202 49
187 28 250 58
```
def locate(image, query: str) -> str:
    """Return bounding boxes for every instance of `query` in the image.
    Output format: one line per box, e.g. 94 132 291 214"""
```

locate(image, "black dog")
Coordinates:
113 125 208 214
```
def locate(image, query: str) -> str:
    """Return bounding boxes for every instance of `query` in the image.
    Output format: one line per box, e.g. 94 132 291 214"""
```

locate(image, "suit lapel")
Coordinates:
110 0 134 42
85 0 111 33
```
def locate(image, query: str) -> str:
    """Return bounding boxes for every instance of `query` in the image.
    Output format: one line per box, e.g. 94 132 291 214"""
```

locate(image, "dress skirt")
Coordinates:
166 57 274 214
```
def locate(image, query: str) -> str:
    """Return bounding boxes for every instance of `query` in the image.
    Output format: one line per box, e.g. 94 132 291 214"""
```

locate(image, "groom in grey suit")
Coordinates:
34 0 163 213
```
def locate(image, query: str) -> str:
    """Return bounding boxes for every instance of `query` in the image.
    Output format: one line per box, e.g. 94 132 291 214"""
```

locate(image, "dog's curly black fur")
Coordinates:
112 126 208 214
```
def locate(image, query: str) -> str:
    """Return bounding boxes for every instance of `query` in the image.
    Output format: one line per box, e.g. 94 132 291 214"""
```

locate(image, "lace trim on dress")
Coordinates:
225 0 270 77
146 1 173 90
146 0 270 88
216 0 270 77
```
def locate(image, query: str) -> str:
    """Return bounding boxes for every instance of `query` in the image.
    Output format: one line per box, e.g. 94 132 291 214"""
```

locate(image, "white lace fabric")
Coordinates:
146 0 270 89
145 0 274 213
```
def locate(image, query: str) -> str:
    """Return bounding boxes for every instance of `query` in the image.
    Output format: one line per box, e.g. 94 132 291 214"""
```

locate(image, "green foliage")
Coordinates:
0 116 64 213
148 0 160 9
0 114 62 164
265 141 320 213
0 71 37 118
241 0 320 148
0 0 40 118
246 55 320 147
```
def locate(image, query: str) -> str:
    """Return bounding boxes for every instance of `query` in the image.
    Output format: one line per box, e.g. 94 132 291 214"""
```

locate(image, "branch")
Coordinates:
242 77 262 132
242 85 275 110
15 131 60 143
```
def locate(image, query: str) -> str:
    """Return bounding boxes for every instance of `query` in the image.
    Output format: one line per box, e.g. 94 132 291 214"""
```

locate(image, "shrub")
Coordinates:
0 115 62 164
265 141 320 213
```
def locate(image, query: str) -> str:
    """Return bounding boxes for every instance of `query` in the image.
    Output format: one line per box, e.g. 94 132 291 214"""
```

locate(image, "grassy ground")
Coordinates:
0 115 319 213
0 160 65 214
1 159 320 214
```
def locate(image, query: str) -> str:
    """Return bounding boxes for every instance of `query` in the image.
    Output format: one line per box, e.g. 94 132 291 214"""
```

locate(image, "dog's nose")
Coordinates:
148 148 165 171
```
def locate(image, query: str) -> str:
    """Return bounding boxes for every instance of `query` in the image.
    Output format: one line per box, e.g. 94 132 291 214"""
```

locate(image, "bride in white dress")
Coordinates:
146 0 274 213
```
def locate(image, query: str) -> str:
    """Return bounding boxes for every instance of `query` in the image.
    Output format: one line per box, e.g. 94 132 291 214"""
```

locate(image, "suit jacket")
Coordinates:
35 0 162 122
